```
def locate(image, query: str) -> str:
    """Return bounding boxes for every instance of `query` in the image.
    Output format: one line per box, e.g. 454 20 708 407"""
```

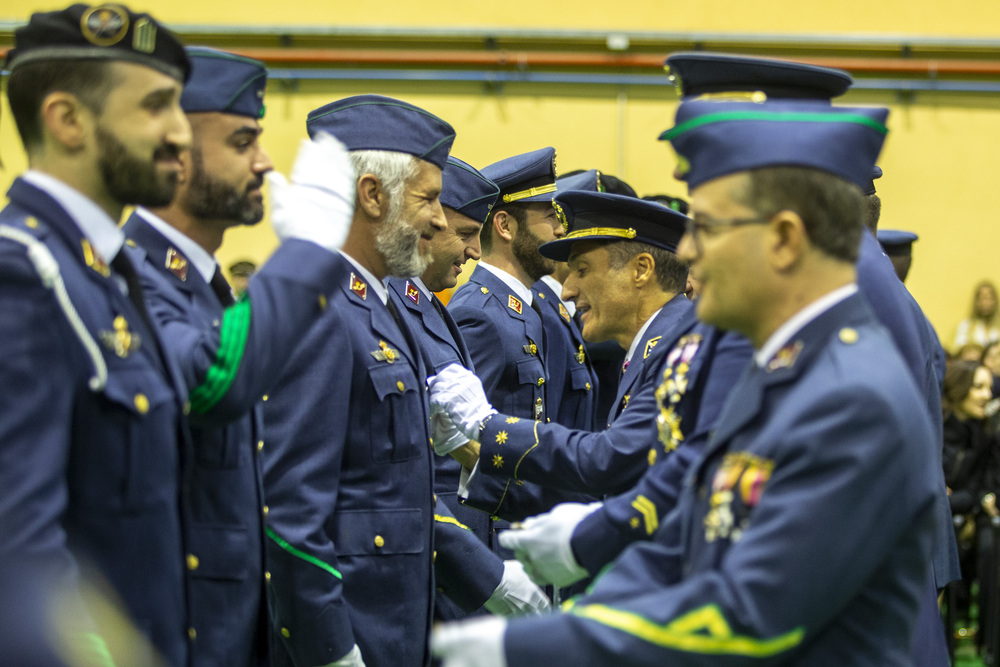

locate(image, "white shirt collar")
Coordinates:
22 170 124 262
479 261 533 307
339 251 388 305
625 308 663 364
410 276 435 301
755 283 859 367
134 207 218 282
538 274 575 317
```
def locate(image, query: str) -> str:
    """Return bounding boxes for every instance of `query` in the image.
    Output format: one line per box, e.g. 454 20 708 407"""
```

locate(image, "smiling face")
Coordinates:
378 158 447 278
181 112 273 226
678 172 770 339
562 241 635 346
92 62 191 208
958 365 994 421
421 207 483 292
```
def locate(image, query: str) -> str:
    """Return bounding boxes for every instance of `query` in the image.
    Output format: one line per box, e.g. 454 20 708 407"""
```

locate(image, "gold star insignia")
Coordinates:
492 454 504 468
630 517 640 529
506 417 520 424
496 430 508 444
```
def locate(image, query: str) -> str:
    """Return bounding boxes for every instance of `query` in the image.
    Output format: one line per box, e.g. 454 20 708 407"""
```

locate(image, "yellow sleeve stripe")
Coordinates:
569 603 804 657
433 514 470 531
512 419 541 480
630 495 659 535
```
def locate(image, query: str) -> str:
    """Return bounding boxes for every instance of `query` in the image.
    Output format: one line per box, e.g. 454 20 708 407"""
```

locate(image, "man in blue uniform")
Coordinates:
0 7 195 664
262 95 458 667
122 47 357 666
387 156 549 620
433 79 939 667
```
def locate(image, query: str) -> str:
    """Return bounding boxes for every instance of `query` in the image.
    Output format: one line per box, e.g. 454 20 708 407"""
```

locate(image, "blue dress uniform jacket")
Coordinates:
474 295 694 506
857 229 959 588
0 178 192 666
503 293 939 666
263 256 436 667
571 316 753 575
385 277 504 615
533 279 599 431
123 213 344 666
448 264 547 420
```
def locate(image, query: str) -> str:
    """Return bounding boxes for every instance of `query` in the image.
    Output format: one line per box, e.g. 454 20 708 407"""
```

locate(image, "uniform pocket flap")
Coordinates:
515 358 544 387
368 364 419 402
333 508 425 556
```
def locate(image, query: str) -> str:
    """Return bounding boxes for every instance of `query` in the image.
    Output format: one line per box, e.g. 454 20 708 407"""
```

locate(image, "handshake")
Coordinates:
427 364 496 459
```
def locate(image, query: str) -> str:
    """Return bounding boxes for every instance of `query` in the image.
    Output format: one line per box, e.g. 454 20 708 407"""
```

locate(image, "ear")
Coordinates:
492 210 516 243
631 252 655 288
39 91 89 151
356 173 387 219
767 210 807 272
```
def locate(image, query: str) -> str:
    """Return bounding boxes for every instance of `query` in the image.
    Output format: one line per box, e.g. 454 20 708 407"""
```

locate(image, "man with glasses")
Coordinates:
432 81 939 667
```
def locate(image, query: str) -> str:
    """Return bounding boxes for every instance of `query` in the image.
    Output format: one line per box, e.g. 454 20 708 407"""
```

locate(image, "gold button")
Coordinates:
262 394 269 402
397 380 405 392
257 440 264 452
480 287 489 294
838 327 859 344
433 493 438 503
374 535 385 548
265 571 271 582
280 628 290 638
25 216 39 229
125 238 136 247
537 378 545 386
538 293 546 299
535 398 543 405
318 294 328 309
585 382 591 391
262 505 269 516
134 393 149 414
433 550 437 562
186 554 199 571
183 401 191 416
188 628 197 640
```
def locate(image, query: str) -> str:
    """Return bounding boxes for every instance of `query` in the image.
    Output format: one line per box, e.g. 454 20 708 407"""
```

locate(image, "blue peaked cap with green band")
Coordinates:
181 47 267 119
660 99 890 191
306 94 455 170
440 157 500 223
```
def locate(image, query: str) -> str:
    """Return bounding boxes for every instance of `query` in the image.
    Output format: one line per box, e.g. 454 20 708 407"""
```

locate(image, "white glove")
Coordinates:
432 617 508 667
431 409 471 456
484 560 551 617
427 364 496 440
267 132 355 252
498 502 602 587
321 644 366 667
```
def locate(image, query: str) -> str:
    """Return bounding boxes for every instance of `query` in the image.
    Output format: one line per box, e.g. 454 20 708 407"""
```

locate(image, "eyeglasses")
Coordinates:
684 213 772 256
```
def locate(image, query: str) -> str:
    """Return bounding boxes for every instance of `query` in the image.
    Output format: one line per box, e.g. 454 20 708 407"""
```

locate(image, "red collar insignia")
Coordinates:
405 280 420 304
350 272 368 300
508 294 523 315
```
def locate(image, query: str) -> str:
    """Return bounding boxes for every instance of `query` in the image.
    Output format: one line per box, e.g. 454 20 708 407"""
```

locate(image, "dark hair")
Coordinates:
605 240 688 294
943 360 984 416
736 167 864 263
863 193 881 235
481 201 530 255
7 60 119 150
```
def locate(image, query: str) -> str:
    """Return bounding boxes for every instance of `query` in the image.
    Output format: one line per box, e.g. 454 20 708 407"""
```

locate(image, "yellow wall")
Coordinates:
3 0 1000 349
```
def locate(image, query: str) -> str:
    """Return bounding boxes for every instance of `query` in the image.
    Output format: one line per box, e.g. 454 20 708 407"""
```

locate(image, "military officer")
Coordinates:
122 47 356 666
433 81 939 667
0 6 197 663
877 229 919 283
262 95 456 667
386 156 549 620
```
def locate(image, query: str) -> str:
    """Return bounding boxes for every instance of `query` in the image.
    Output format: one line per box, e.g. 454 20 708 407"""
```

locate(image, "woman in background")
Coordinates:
955 281 1000 351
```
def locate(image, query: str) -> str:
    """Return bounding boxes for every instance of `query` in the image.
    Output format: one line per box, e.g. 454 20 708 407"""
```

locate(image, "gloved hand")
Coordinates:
427 364 496 440
499 502 603 587
431 409 471 456
432 617 508 667
484 560 551 617
321 644 366 667
267 132 355 252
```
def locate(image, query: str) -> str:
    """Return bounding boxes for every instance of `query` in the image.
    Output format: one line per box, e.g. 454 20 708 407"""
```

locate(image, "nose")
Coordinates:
467 233 482 262
166 103 192 153
429 198 447 233
552 221 566 239
254 146 274 175
677 231 698 264
561 273 579 303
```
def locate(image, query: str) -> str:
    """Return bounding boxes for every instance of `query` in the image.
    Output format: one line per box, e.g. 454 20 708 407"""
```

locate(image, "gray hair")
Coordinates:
349 150 418 218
